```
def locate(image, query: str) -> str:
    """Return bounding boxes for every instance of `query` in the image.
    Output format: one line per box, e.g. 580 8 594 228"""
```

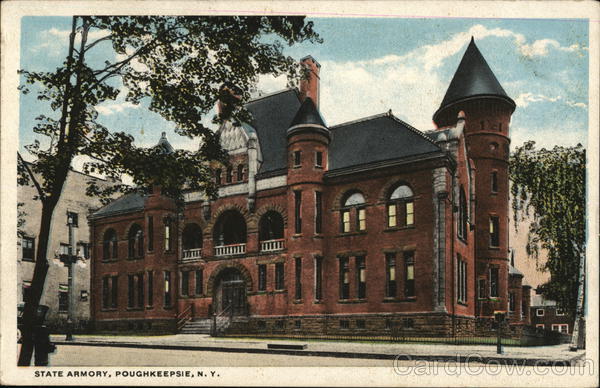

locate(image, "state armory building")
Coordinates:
90 40 531 337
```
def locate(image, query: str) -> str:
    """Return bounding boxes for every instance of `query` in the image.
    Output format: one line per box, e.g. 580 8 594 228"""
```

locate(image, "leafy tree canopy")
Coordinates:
510 141 586 314
18 15 321 205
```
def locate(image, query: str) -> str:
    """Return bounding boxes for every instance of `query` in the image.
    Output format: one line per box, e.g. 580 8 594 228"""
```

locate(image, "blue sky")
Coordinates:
19 16 589 164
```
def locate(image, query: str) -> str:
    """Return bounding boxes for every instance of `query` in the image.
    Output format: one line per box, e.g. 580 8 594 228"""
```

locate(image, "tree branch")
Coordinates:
17 152 46 201
84 33 112 53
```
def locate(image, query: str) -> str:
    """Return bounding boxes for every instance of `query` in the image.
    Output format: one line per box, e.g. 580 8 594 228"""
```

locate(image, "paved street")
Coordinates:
48 345 393 367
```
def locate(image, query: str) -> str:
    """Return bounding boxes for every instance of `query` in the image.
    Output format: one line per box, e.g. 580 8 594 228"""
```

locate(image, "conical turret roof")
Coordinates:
289 97 327 128
434 38 515 120
156 132 174 154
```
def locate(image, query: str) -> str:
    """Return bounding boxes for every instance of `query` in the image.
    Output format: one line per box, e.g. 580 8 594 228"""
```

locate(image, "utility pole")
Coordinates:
59 213 77 341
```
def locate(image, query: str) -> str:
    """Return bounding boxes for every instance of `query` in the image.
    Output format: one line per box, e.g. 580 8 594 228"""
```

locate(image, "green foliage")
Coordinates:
18 16 321 205
510 141 586 314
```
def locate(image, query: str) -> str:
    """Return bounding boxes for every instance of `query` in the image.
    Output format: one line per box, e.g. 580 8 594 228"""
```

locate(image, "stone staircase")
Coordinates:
179 318 212 335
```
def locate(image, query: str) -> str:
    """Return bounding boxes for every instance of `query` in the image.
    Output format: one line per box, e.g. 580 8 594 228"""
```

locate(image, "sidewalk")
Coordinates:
50 334 586 366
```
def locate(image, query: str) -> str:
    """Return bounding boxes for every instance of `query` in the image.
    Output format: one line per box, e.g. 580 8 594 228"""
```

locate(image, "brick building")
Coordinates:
530 293 574 335
90 39 531 336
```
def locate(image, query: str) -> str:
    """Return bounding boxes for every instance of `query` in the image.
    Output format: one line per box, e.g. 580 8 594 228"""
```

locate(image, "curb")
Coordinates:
53 341 584 366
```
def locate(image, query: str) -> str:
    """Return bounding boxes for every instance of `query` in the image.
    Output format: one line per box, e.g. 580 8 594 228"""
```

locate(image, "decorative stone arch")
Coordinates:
123 220 144 241
255 203 288 227
98 226 118 245
206 203 254 235
206 262 253 296
379 178 415 202
332 187 370 211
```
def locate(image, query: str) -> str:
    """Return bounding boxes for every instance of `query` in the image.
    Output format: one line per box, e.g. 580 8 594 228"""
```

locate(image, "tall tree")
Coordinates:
509 141 586 319
17 15 320 366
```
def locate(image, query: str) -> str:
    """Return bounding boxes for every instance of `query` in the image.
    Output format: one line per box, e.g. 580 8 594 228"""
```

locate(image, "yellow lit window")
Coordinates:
358 208 366 231
342 210 351 233
387 204 397 227
406 201 414 226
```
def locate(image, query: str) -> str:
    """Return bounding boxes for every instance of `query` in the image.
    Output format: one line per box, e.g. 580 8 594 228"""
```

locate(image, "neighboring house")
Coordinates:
90 39 531 337
18 167 114 331
530 293 573 335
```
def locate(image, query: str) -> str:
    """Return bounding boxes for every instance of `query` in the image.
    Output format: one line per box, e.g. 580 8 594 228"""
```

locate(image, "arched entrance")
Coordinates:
213 267 247 316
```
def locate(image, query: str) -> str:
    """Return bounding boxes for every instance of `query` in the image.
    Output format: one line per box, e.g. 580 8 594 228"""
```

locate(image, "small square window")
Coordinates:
536 308 544 317
295 320 301 329
22 237 35 261
339 320 350 329
67 211 78 227
293 150 302 167
356 319 366 329
315 151 323 168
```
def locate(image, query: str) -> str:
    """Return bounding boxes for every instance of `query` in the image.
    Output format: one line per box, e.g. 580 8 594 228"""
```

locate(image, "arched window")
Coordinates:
458 187 468 239
387 184 414 227
341 192 366 233
213 210 247 246
182 223 203 251
226 167 233 183
128 224 144 259
103 229 118 260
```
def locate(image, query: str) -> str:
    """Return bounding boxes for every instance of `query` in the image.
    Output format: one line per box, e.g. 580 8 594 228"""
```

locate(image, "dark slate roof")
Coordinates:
434 38 515 119
289 97 327 128
329 113 442 171
92 192 146 218
246 89 301 175
509 265 524 277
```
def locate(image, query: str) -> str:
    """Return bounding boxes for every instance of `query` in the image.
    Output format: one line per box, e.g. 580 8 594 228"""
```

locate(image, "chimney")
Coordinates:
299 55 321 108
216 83 242 117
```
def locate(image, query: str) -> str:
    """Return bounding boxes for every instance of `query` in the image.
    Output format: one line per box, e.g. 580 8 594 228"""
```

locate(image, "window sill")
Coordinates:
457 301 468 306
273 289 286 294
488 246 500 250
22 258 35 262
383 297 416 303
163 305 174 310
101 308 118 312
457 236 468 245
313 300 323 304
336 231 367 238
292 299 303 304
126 256 144 261
384 225 415 232
337 299 366 304
101 259 119 263
126 307 144 311
146 305 154 310
313 234 324 239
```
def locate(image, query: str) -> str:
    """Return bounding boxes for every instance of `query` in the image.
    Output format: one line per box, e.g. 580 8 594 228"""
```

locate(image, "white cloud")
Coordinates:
515 92 587 109
95 101 140 116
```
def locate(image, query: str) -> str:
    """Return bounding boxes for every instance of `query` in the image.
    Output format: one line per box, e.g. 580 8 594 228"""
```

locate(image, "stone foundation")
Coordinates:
226 313 478 338
92 319 176 335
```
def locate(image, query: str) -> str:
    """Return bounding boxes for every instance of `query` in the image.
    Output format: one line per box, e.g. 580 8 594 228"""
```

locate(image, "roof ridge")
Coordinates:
329 112 390 129
246 88 298 105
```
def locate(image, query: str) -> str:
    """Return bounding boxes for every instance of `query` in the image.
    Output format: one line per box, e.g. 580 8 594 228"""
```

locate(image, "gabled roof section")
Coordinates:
92 192 146 218
329 112 442 171
245 88 301 175
289 97 326 128
435 38 515 118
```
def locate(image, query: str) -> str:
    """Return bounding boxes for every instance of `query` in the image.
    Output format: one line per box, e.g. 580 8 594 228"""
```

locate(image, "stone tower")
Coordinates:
433 38 516 317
